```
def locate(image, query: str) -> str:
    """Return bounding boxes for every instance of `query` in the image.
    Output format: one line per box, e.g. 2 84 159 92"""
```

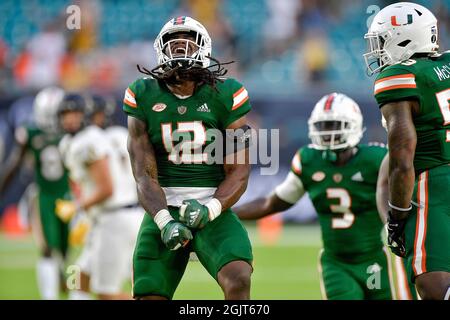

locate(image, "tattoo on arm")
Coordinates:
213 116 251 210
215 148 250 211
127 116 167 217
381 100 417 218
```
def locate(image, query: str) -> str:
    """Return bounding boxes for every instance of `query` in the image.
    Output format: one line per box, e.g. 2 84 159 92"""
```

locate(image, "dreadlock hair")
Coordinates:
137 56 234 91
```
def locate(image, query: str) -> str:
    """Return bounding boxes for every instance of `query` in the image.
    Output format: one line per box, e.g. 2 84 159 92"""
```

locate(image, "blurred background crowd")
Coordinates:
1 0 449 222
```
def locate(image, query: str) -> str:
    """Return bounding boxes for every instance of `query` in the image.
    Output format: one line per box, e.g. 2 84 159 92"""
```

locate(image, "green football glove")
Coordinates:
179 199 210 229
161 221 193 251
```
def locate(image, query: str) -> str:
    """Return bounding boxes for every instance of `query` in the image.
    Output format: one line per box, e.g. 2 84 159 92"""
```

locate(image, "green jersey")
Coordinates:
122 77 251 190
374 52 450 173
289 144 387 261
16 126 69 195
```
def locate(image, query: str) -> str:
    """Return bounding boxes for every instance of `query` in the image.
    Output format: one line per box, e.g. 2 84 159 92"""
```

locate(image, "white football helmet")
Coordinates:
308 93 365 150
364 2 438 75
33 86 65 133
154 16 212 70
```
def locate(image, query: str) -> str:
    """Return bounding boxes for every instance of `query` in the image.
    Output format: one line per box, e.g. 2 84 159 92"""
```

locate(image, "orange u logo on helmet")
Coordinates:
391 14 413 26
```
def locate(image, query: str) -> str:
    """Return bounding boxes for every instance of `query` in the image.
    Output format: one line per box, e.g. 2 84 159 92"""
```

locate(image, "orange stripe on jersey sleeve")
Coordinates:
232 96 249 110
291 153 302 175
374 73 416 95
127 87 135 97
233 87 245 98
123 88 137 108
232 86 249 110
374 84 417 95
374 73 415 84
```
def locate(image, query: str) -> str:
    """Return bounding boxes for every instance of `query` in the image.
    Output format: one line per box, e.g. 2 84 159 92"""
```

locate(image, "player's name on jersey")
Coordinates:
433 62 450 81
166 127 280 176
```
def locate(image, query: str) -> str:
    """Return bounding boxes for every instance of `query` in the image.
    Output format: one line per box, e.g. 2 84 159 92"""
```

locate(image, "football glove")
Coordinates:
55 199 78 223
179 199 210 229
69 214 90 247
387 211 409 257
161 221 193 251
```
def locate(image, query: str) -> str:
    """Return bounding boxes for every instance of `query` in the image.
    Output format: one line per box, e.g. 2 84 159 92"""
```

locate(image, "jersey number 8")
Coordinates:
40 145 64 181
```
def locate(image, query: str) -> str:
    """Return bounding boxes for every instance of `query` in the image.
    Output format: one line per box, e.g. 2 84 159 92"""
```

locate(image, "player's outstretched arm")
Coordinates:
234 193 293 220
0 139 27 195
235 163 305 220
127 116 168 216
376 153 389 224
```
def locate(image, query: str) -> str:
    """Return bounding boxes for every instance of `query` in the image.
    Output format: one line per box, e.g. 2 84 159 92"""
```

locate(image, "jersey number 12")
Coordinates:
161 121 208 164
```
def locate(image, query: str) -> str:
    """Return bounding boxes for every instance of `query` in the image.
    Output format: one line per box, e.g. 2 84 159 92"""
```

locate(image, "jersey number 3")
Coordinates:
326 188 355 229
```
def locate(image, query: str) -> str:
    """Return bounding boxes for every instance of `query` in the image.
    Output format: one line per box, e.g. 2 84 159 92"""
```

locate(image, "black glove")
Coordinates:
387 211 409 257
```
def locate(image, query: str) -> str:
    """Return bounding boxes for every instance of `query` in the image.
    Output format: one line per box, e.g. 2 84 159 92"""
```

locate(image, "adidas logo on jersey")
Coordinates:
197 103 210 112
351 172 364 182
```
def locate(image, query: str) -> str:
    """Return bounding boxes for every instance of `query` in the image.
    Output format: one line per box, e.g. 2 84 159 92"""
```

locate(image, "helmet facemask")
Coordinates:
363 32 392 75
156 30 210 71
309 118 360 151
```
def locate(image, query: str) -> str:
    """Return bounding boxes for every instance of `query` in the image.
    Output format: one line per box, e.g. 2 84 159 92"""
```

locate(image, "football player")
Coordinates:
86 94 116 130
235 93 397 300
364 2 450 300
57 93 143 300
123 16 253 300
86 94 132 181
0 87 70 300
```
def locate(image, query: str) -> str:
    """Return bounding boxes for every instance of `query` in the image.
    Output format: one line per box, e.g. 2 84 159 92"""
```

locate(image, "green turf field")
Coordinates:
0 223 323 300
